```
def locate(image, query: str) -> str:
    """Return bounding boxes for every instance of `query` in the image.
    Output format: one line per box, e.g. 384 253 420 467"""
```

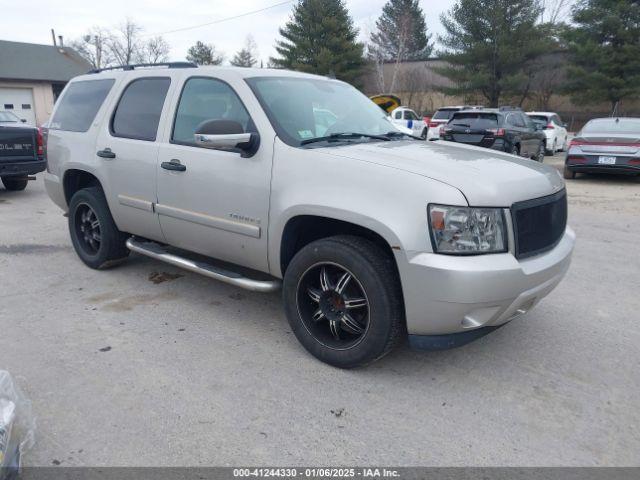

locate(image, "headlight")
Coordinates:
428 204 507 254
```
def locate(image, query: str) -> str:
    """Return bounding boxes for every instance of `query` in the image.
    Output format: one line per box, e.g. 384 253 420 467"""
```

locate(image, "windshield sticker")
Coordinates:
298 130 314 139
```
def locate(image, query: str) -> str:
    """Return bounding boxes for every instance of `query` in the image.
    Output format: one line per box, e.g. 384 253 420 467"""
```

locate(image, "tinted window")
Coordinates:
394 111 402 119
50 79 115 132
529 115 549 123
433 109 458 120
506 113 525 127
523 114 535 129
403 110 418 120
112 78 170 141
172 77 251 145
582 118 640 135
553 115 563 125
450 112 498 129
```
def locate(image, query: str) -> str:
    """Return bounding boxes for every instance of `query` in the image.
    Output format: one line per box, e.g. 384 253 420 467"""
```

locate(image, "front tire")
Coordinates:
283 235 404 368
68 187 130 269
1 176 28 191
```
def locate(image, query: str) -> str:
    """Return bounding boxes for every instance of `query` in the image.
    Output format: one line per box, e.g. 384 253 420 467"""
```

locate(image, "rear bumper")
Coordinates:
565 163 640 175
0 159 46 177
43 172 67 211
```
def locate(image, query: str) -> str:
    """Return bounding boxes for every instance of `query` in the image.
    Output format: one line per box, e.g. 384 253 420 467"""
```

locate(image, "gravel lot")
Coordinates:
1 152 638 467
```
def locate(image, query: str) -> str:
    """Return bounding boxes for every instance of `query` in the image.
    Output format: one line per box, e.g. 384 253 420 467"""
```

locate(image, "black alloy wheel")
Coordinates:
296 262 370 349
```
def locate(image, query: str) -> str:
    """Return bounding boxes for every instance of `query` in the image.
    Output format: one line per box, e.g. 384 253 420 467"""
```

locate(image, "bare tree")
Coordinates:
69 27 114 69
539 0 571 24
108 18 143 66
140 36 170 64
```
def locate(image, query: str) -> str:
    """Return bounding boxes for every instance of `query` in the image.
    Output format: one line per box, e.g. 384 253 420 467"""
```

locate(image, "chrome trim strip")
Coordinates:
118 195 154 212
125 238 280 293
155 204 261 238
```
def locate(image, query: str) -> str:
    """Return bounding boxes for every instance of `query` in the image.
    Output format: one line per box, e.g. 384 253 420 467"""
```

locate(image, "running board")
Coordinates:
125 238 281 293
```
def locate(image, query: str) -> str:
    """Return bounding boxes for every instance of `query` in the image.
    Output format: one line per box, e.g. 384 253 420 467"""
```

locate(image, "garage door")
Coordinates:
0 87 36 126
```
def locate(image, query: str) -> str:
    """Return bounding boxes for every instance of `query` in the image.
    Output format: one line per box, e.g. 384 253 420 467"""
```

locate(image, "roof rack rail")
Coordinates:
87 62 198 74
498 106 523 112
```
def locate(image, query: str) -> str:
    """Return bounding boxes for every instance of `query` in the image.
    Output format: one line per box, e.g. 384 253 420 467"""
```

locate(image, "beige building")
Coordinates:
0 40 90 126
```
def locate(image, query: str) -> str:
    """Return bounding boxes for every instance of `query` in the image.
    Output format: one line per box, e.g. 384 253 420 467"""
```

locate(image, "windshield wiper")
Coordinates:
300 132 391 146
383 131 422 140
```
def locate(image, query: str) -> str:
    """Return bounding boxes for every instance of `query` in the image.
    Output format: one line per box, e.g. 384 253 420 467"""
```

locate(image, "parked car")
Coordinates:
440 107 547 162
564 117 640 179
389 107 427 138
44 64 574 368
527 111 569 155
426 105 483 140
0 111 45 191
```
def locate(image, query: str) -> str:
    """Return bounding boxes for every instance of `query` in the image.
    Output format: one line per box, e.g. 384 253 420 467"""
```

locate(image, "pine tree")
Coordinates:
370 0 433 61
563 0 640 112
186 41 224 65
270 0 365 85
436 0 551 107
231 35 258 68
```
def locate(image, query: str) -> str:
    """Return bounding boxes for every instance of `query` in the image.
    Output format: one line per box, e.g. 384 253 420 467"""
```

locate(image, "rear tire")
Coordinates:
1 176 28 191
510 145 520 157
283 235 404 368
545 139 556 156
68 187 130 269
563 166 576 179
536 142 546 162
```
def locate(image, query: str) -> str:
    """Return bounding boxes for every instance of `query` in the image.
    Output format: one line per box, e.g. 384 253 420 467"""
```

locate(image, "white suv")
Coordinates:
527 112 569 155
43 63 574 368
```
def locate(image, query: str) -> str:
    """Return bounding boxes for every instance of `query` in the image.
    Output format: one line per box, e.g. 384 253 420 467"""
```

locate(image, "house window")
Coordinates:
22 104 31 110
4 104 14 110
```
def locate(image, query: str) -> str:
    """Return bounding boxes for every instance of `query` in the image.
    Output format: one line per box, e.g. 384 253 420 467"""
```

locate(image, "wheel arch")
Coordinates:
276 210 404 280
62 168 103 206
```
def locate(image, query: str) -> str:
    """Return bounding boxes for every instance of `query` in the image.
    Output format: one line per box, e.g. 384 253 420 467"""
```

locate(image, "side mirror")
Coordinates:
20 119 27 123
194 120 259 157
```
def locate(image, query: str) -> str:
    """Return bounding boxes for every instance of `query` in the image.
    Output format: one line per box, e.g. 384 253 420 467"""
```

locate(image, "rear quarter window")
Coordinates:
49 79 115 132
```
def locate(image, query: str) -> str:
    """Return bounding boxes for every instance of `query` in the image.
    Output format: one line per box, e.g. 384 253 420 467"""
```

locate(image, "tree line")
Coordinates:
71 0 640 113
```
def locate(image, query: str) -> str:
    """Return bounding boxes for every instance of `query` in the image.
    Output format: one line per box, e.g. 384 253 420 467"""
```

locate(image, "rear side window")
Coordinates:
111 78 170 141
49 79 115 132
450 112 498 129
529 115 548 123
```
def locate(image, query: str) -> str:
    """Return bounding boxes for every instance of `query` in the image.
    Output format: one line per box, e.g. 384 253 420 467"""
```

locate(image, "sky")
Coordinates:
1 0 454 65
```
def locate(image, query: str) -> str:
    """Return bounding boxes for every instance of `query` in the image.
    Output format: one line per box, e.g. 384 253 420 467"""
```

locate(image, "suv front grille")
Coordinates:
512 190 567 259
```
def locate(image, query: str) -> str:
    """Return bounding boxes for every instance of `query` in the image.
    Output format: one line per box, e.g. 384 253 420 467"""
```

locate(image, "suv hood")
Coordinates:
324 140 564 206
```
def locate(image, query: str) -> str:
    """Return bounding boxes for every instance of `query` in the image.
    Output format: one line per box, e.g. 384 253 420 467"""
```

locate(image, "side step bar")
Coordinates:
126 238 281 293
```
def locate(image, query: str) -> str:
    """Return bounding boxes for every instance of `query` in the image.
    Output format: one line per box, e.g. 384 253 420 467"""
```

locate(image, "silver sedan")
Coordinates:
564 117 640 179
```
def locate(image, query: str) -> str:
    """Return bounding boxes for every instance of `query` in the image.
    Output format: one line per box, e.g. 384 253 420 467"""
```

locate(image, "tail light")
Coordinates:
545 123 554 130
36 127 44 157
429 121 440 128
569 138 586 148
488 128 505 137
440 127 451 137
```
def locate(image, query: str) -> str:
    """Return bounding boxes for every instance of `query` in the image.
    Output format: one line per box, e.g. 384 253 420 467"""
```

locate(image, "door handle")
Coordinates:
97 148 116 159
161 159 186 172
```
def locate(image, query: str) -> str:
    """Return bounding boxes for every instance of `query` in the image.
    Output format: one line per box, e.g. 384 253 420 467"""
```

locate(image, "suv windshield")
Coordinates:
246 77 400 147
0 111 19 123
449 112 498 129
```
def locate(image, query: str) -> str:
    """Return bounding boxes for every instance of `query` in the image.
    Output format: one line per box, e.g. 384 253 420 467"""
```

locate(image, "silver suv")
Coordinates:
43 63 575 368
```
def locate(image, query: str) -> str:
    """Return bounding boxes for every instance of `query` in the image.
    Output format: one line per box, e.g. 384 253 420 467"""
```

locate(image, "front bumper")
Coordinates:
0 159 46 177
398 227 575 341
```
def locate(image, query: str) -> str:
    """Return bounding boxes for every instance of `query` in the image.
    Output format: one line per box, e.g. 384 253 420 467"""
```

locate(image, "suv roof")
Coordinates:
77 63 337 83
